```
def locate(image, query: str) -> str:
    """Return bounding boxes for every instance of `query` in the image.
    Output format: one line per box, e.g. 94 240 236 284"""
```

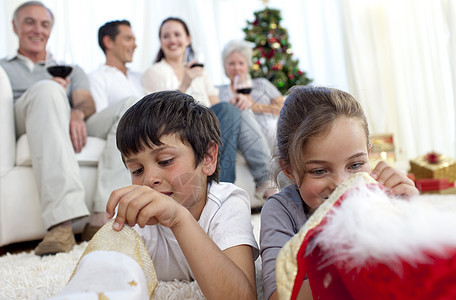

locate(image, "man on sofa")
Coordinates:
0 1 131 255
89 20 143 111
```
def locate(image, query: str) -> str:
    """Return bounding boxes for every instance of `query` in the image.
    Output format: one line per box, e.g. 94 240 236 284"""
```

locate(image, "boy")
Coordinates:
106 90 258 299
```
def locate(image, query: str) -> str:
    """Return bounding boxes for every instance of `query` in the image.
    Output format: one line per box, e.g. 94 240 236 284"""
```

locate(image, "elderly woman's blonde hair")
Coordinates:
221 40 253 74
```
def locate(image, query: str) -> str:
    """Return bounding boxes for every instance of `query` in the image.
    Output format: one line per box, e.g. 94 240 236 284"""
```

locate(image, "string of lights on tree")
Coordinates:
243 7 312 94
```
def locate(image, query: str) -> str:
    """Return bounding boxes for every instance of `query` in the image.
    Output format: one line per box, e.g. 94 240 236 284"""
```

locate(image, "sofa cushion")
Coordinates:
16 134 106 167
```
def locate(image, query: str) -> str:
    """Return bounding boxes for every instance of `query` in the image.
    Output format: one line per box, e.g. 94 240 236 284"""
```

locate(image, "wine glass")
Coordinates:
47 52 74 78
47 65 73 78
234 73 252 95
184 46 205 68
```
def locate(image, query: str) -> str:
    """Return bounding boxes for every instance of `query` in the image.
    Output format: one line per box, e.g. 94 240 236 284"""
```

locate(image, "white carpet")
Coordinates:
0 242 207 300
0 215 263 300
1 194 454 299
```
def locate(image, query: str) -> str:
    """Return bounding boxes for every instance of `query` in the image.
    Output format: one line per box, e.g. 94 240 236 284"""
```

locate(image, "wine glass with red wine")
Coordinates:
185 46 204 68
234 73 252 95
47 65 73 78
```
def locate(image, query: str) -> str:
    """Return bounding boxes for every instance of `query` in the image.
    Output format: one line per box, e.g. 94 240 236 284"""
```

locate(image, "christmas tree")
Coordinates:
243 7 312 94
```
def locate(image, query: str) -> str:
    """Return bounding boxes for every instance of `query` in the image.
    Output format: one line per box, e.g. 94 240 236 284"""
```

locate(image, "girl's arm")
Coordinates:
269 280 313 300
261 196 303 300
296 280 313 300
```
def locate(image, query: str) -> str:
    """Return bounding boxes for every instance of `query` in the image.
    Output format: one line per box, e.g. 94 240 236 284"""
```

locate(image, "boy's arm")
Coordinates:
106 185 257 299
173 211 257 300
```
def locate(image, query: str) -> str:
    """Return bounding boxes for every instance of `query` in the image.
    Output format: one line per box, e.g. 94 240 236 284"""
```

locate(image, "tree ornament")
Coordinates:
243 7 312 94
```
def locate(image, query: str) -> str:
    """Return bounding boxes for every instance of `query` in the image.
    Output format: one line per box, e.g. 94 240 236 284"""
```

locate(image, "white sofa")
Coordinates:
0 66 256 247
0 66 107 246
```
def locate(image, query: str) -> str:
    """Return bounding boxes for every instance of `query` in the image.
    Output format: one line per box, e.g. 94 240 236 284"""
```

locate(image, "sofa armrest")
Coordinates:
0 66 15 174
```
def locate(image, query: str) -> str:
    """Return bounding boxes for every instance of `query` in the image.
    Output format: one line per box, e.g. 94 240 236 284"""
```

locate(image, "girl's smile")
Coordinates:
289 116 371 213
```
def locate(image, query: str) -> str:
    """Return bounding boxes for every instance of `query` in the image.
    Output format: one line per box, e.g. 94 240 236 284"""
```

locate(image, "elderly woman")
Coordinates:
218 40 285 150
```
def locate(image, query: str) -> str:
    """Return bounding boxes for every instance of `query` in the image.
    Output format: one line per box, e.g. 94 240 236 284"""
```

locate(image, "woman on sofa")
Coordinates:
218 40 285 150
142 17 276 200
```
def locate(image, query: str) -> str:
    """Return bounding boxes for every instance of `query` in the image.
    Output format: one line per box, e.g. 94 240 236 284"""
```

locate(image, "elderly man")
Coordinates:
0 1 131 255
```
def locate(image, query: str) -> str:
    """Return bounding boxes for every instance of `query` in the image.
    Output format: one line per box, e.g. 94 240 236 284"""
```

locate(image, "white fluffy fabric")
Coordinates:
309 186 456 272
0 242 264 299
0 242 205 300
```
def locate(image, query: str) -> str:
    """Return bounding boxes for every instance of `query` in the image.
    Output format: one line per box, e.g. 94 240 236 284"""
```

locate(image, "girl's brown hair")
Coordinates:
275 86 369 184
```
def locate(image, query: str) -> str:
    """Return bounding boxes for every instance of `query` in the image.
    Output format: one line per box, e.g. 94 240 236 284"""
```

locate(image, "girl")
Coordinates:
142 17 276 201
260 86 418 300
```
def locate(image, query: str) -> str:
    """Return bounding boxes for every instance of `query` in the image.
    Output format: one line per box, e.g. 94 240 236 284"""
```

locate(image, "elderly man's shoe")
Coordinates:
81 223 102 241
34 225 75 256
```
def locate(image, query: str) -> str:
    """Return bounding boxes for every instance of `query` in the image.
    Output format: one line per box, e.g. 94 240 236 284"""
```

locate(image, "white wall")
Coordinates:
1 0 455 160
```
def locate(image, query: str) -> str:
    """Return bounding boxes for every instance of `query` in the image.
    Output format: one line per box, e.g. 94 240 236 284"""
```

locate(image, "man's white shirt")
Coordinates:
89 64 143 112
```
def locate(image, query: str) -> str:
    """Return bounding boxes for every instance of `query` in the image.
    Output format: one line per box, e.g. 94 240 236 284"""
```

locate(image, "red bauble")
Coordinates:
426 152 440 164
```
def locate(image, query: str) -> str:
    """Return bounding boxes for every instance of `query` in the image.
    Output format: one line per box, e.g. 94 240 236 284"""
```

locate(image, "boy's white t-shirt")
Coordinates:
134 182 259 281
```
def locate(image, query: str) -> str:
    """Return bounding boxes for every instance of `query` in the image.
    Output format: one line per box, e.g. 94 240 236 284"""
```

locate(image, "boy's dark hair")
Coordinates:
98 20 131 53
117 90 221 183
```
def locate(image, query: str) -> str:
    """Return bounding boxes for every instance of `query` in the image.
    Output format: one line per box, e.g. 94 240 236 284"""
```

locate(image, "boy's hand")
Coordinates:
106 185 186 231
371 161 419 198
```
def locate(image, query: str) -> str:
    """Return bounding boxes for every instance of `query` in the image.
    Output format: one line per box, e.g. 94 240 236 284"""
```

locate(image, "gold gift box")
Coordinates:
410 153 456 182
369 134 395 170
370 151 395 169
370 133 395 153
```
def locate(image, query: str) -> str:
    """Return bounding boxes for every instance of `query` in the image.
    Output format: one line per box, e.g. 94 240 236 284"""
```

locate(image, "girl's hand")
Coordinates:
106 185 186 231
371 161 419 198
230 94 254 110
180 60 204 92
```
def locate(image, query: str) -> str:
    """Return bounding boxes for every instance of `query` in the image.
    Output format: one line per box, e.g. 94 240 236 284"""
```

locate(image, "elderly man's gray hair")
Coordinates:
13 1 54 25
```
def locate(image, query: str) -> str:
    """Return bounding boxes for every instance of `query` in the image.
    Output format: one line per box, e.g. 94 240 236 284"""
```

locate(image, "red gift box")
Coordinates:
415 178 454 192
